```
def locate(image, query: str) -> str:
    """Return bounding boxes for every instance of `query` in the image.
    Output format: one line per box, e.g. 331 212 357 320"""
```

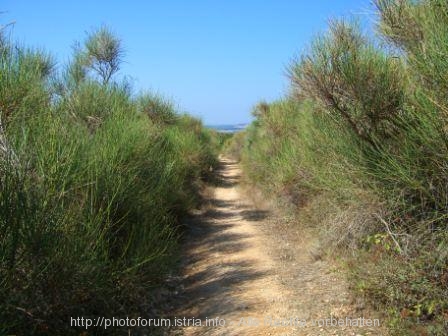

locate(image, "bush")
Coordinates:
240 4 448 334
0 27 217 335
223 131 245 162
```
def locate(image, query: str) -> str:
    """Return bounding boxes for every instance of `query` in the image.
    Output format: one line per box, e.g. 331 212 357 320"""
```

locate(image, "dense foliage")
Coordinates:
235 1 448 334
0 27 217 335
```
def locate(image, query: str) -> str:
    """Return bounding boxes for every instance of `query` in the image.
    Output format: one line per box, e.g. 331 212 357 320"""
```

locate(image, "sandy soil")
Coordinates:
167 157 385 336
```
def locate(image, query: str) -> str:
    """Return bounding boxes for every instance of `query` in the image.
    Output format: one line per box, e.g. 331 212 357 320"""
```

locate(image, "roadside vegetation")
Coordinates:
229 1 448 334
0 26 217 335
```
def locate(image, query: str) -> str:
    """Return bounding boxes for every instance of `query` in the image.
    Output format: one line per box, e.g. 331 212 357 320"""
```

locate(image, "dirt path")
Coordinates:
168 158 384 336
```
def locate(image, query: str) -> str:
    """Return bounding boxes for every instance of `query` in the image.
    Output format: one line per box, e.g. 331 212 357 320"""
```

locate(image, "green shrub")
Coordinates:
223 131 246 162
240 4 448 334
0 27 218 335
289 20 407 147
137 93 178 125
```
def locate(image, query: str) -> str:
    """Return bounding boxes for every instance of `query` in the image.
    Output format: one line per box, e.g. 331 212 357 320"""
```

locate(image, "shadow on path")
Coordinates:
171 158 272 321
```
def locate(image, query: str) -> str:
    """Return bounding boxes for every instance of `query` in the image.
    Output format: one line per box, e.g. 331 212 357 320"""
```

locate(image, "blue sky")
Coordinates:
2 1 374 124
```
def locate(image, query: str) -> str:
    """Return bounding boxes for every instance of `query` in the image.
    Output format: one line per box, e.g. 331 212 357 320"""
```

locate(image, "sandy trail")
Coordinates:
169 157 384 336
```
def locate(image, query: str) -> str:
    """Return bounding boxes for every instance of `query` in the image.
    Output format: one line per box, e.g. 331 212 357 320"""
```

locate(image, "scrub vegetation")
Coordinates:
230 1 448 334
0 26 218 335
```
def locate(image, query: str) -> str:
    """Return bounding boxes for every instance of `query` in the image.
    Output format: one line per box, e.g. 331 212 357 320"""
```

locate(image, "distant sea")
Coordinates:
206 123 248 133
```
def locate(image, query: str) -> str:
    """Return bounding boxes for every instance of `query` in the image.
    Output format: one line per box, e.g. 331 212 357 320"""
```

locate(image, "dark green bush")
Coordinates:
239 3 448 334
0 27 217 335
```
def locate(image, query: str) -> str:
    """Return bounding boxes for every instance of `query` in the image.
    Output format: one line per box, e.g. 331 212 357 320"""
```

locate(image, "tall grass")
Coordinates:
0 27 217 334
236 1 448 334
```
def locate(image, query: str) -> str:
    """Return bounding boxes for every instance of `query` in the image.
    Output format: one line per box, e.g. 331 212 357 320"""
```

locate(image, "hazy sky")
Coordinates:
2 1 374 124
